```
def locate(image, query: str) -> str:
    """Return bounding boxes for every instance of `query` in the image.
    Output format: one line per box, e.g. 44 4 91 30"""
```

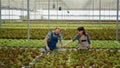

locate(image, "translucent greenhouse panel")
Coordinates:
0 0 120 41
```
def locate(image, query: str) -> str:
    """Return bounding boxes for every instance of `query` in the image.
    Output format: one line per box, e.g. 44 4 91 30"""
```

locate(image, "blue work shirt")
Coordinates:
46 31 62 50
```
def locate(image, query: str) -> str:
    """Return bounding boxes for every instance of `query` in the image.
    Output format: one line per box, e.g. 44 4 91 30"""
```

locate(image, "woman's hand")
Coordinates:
61 45 66 48
57 45 61 49
62 40 73 48
88 45 92 48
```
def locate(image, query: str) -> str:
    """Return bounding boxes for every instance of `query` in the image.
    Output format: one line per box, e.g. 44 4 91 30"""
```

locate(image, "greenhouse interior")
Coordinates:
0 0 120 68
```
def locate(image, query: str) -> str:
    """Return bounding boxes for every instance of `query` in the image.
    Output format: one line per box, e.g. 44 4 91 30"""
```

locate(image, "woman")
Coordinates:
63 26 91 49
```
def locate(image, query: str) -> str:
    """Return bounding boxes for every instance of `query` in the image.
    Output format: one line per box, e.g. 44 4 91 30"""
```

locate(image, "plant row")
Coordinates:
2 23 117 29
35 49 120 68
0 47 120 68
0 47 40 68
0 28 120 40
0 39 120 49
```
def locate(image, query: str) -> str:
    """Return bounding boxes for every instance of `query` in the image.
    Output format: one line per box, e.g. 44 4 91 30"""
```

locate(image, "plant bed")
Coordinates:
0 39 120 49
0 47 120 67
0 28 120 40
34 49 120 68
0 47 40 68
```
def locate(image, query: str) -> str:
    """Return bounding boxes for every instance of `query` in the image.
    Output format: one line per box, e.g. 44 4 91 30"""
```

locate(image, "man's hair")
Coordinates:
55 27 61 30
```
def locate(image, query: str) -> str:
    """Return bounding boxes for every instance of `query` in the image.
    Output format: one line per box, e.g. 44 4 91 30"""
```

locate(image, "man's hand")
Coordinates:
44 35 50 51
46 46 50 51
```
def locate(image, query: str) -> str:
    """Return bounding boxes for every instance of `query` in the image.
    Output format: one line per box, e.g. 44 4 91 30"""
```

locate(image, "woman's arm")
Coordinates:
62 40 73 47
86 34 91 44
62 34 79 48
86 34 91 48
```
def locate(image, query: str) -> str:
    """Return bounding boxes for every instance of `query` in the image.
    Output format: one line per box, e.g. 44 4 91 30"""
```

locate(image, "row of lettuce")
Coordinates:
0 28 120 40
0 39 120 49
2 23 117 28
0 47 40 67
35 50 120 68
0 47 120 67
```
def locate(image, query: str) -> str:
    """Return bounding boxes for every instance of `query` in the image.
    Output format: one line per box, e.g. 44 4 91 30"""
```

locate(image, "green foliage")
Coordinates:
0 39 120 67
35 50 120 68
0 39 120 49
2 23 118 29
0 28 120 40
0 47 40 67
0 39 44 48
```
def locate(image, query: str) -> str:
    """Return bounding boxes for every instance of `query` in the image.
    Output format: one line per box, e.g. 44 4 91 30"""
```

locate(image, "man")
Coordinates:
33 27 62 64
44 27 62 52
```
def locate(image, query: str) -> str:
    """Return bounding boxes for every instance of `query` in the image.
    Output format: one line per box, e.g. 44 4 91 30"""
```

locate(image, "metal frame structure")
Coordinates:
48 0 50 28
0 0 119 41
116 0 119 41
99 0 101 24
27 0 30 40
0 0 1 27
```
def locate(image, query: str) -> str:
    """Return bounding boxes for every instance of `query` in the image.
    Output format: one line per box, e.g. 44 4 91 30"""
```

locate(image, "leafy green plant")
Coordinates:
0 47 40 67
0 39 120 49
0 28 120 40
34 49 120 68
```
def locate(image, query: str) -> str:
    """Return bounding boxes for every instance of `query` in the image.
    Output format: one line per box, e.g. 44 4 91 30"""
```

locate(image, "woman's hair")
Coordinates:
77 26 86 35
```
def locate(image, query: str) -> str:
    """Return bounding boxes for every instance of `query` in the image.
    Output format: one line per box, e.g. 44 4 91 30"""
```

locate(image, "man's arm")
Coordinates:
44 36 50 51
57 40 62 48
57 35 63 48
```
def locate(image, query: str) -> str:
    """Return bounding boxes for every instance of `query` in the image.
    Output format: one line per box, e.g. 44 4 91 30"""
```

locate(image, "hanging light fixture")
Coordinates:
59 6 62 11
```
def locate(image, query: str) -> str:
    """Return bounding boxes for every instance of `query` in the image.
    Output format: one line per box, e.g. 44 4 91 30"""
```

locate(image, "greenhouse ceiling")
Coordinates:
1 0 119 10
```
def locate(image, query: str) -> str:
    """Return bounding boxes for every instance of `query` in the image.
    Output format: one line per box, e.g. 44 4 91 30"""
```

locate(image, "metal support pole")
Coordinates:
89 1 91 22
99 0 101 24
92 0 94 22
27 0 30 40
48 0 50 28
116 0 119 41
109 0 111 21
0 0 1 27
21 0 24 22
57 0 58 25
8 0 10 22
34 0 36 19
